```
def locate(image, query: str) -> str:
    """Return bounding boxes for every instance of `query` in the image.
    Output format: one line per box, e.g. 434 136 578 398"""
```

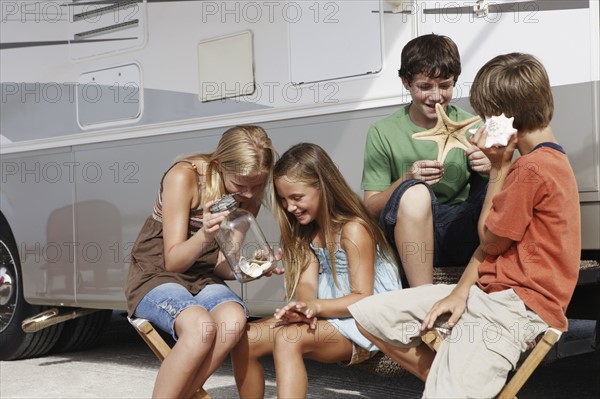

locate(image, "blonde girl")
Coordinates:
125 125 277 398
232 143 401 399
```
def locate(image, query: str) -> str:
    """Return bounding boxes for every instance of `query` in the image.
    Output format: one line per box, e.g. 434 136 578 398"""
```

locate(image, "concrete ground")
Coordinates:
0 312 598 398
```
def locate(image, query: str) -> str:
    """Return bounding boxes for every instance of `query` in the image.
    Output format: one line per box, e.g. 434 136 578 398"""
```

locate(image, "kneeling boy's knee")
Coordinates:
398 184 431 217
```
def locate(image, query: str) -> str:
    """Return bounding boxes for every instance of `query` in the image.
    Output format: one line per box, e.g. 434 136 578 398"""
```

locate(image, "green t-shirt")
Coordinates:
361 104 481 205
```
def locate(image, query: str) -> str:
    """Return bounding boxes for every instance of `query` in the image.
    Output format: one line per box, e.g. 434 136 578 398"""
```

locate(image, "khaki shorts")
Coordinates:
349 284 548 398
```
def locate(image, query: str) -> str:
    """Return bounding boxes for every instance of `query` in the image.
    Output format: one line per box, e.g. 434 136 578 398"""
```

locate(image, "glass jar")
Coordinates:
211 194 277 283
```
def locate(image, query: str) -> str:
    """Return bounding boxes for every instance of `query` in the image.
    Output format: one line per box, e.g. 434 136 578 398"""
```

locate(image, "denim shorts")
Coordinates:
380 177 486 267
134 283 248 341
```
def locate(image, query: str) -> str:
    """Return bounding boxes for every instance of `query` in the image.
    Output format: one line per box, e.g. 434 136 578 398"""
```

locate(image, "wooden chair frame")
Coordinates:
422 327 562 399
128 317 211 399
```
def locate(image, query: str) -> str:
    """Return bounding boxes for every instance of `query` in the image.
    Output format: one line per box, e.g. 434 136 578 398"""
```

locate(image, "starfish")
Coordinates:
411 103 482 163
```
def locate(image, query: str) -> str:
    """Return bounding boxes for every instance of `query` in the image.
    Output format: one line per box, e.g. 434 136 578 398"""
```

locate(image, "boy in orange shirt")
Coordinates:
349 53 581 398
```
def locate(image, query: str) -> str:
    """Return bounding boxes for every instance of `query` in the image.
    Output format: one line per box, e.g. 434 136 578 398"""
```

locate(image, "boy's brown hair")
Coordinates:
470 53 554 132
398 34 461 85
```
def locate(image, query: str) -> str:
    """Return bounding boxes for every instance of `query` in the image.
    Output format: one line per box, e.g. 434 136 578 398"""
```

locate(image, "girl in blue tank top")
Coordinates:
232 143 402 398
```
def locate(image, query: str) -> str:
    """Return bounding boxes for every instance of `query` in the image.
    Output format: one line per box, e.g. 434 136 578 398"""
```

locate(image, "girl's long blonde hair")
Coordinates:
180 125 276 207
272 143 397 299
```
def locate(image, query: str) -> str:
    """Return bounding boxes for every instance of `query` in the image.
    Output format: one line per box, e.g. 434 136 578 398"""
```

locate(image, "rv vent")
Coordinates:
74 20 138 41
73 1 138 22
68 0 147 60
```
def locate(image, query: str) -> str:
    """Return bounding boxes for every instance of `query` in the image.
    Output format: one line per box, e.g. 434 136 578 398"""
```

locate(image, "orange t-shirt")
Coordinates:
477 145 581 331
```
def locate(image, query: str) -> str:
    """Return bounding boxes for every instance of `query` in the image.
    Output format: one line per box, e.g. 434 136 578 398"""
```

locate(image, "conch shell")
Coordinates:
483 114 517 148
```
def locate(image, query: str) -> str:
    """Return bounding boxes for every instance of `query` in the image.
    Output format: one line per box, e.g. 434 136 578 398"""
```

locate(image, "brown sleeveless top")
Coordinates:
124 161 223 316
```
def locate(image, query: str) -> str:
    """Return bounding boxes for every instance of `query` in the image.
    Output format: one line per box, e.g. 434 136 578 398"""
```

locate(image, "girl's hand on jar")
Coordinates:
260 248 285 277
201 200 229 240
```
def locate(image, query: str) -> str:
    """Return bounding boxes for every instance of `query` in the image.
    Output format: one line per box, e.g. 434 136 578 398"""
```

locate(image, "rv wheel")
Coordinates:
0 225 62 360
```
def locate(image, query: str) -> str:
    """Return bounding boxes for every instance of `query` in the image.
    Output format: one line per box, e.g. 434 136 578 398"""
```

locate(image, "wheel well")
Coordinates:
0 211 17 260
0 212 14 236
0 211 19 274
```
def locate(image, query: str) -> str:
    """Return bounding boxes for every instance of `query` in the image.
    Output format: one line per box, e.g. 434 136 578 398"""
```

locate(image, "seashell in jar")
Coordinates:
238 257 263 277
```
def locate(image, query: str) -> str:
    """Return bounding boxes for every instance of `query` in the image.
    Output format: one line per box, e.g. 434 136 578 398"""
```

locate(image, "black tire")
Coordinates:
50 309 112 354
0 223 63 360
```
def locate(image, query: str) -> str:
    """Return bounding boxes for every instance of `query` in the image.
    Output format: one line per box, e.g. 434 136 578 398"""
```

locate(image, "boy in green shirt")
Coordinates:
362 34 489 287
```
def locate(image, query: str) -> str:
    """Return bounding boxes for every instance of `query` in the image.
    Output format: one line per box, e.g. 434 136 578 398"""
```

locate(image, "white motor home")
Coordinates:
1 0 599 360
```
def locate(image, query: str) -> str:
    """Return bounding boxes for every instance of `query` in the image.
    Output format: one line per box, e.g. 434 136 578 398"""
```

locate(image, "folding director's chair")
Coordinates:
422 327 562 399
128 317 211 399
